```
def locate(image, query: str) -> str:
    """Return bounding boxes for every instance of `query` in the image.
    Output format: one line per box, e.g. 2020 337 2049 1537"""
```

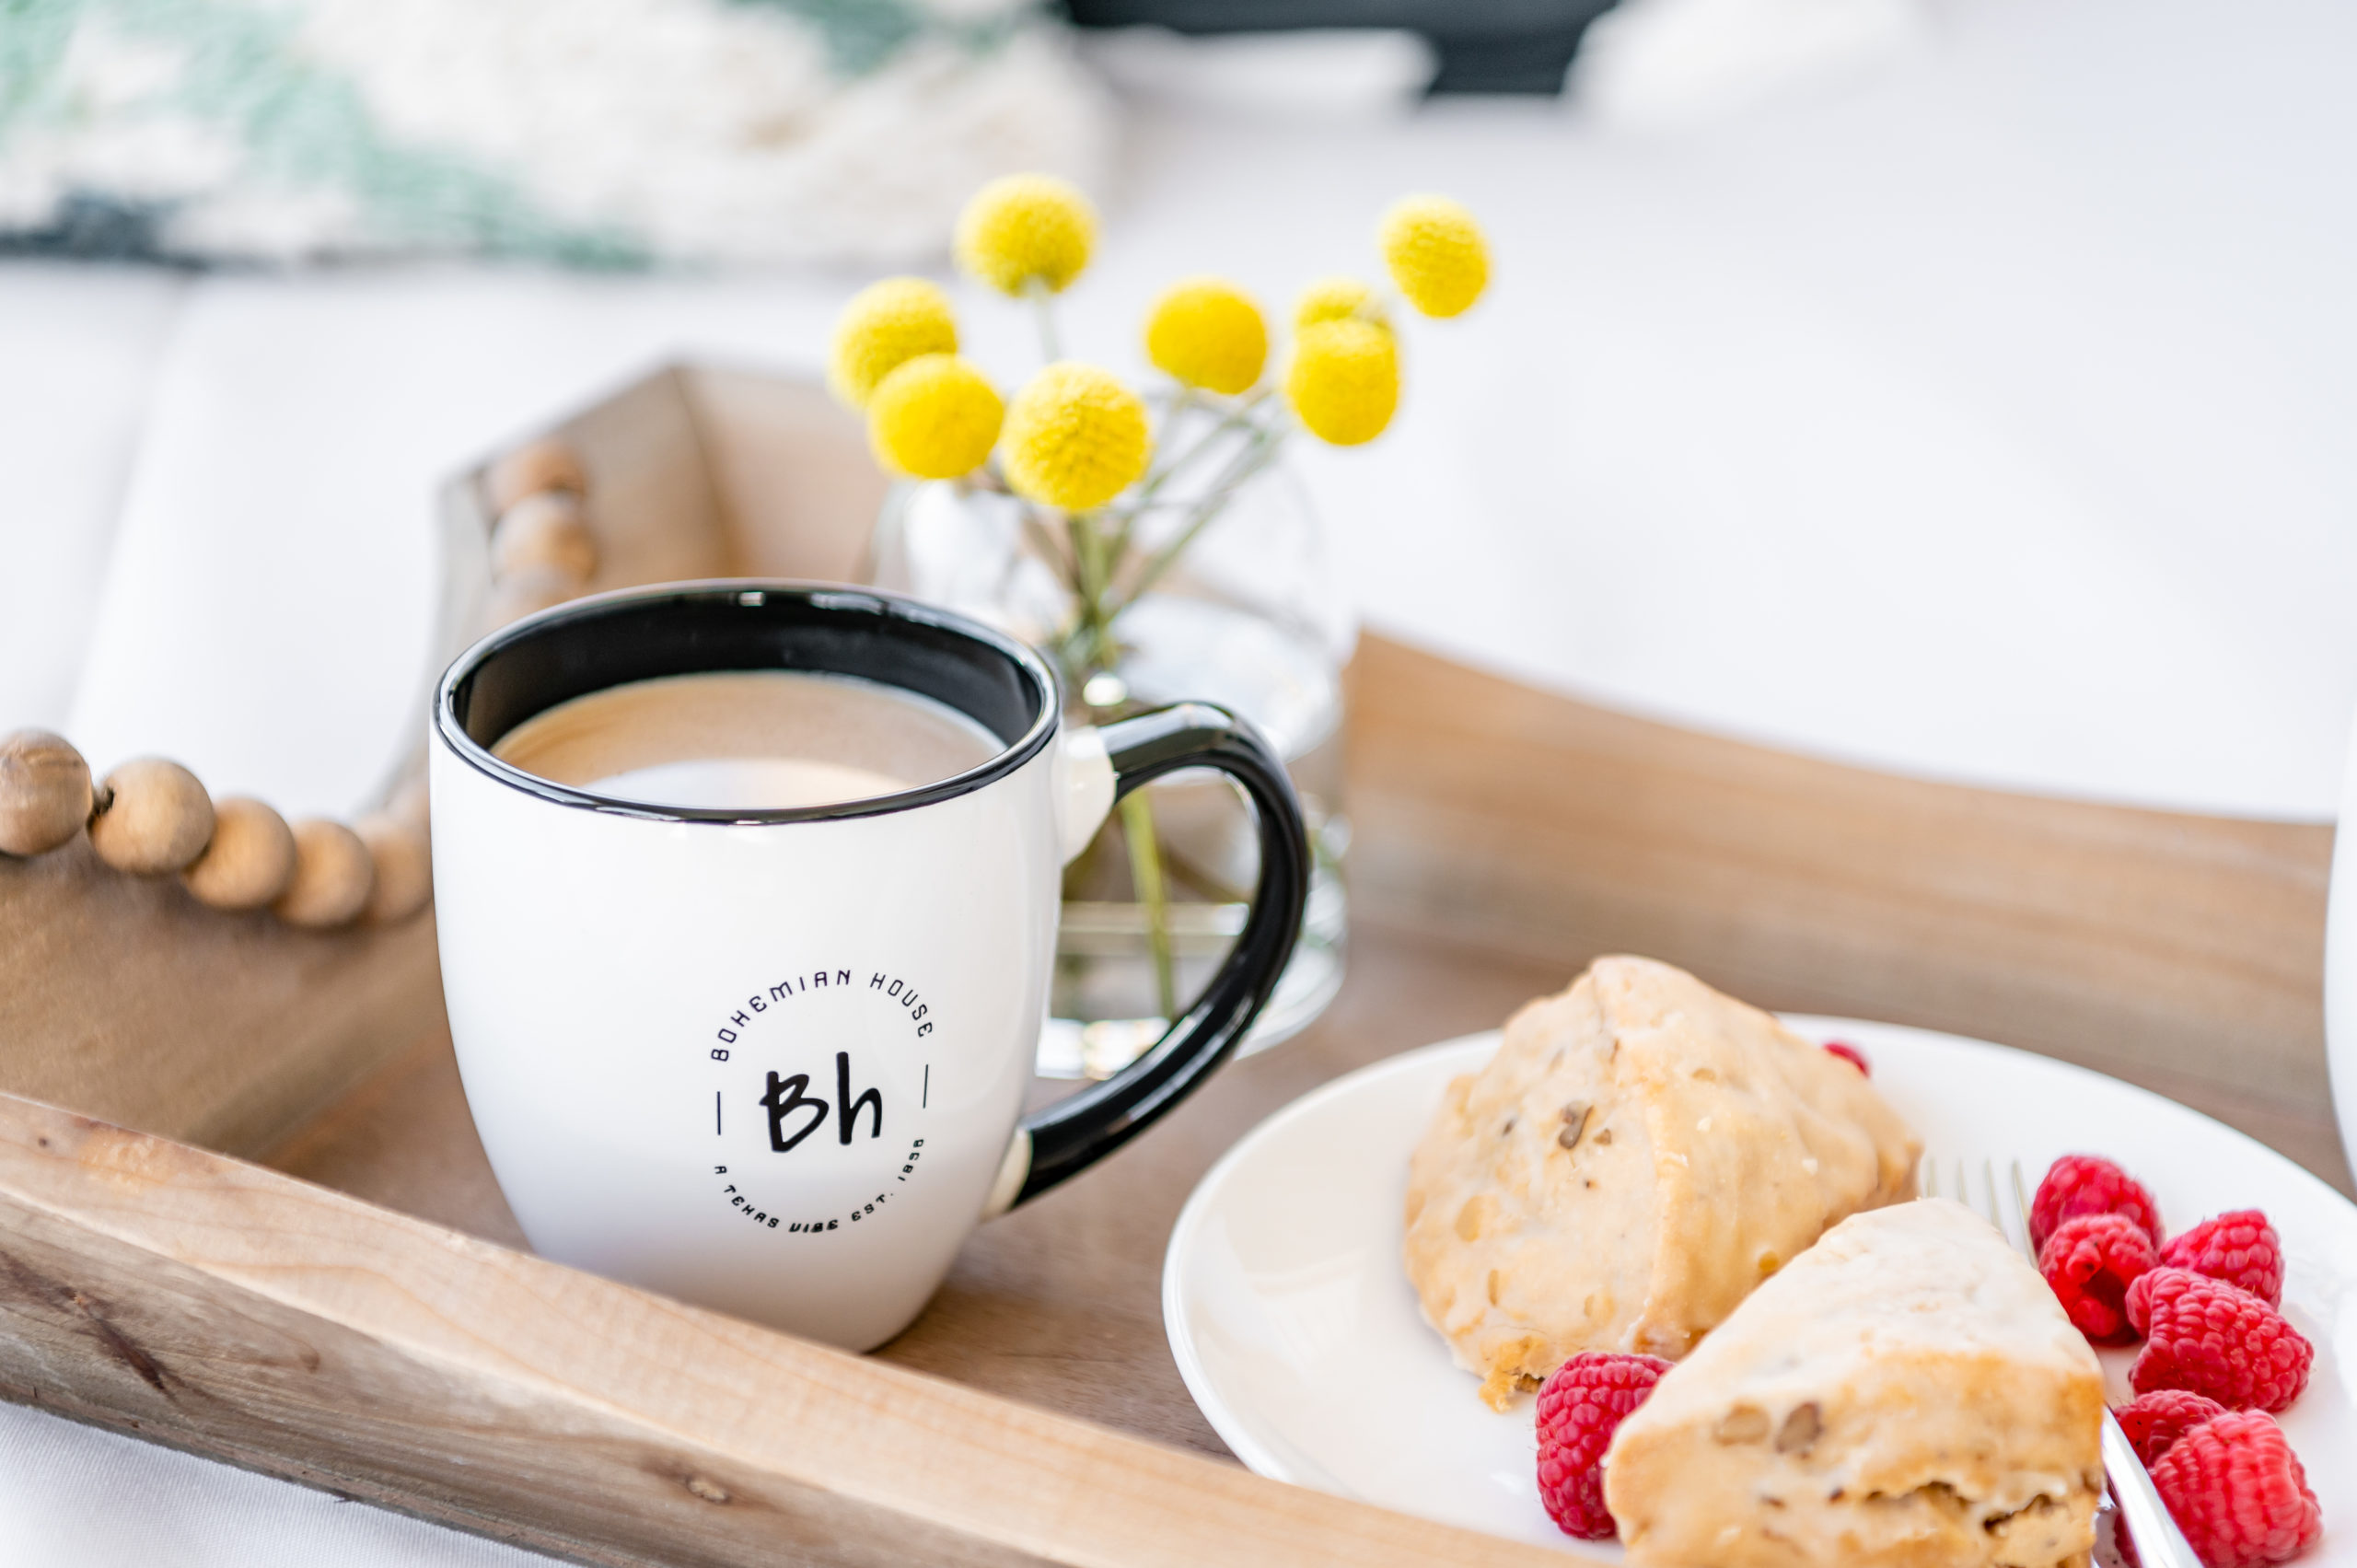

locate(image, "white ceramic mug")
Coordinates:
431 582 1309 1350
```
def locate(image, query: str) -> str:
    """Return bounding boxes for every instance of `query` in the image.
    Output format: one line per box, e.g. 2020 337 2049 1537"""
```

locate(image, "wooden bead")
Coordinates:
181 796 296 911
484 565 581 629
89 758 215 874
273 818 375 928
0 729 91 856
354 813 433 924
491 492 598 585
484 437 586 514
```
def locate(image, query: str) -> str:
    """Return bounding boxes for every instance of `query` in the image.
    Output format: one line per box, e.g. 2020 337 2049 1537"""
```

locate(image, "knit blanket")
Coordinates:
0 0 1111 265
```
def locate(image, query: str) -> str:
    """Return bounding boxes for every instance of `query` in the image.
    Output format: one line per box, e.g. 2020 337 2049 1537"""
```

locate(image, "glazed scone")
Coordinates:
1604 1199 2104 1568
1403 957 1919 1408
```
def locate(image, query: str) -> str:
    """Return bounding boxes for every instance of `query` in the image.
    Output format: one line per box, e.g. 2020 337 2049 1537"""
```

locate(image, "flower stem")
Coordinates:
1120 791 1179 1021
1064 510 1119 673
1019 506 1073 582
1111 426 1283 616
1123 390 1271 518
1092 396 1279 612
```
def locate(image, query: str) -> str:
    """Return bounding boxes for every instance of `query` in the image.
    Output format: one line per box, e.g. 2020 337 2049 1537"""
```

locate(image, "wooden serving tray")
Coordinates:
2 365 2345 1565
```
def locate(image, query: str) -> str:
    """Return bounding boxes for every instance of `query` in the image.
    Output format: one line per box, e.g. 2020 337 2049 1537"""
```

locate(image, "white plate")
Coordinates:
1164 1017 2357 1558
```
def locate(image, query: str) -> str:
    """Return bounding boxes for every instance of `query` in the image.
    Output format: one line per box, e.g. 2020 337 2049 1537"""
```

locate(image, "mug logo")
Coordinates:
761 1053 884 1153
701 965 936 1237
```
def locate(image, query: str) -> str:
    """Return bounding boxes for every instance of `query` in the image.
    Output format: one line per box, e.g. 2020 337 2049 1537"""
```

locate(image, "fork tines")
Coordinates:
1919 1155 2037 1260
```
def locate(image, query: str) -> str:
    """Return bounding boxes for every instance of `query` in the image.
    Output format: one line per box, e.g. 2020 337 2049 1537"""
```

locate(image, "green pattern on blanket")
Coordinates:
0 0 1054 264
0 0 642 262
737 0 1024 74
743 0 923 75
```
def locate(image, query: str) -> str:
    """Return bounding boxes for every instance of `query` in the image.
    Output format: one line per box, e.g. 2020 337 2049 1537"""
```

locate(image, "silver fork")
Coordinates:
1922 1156 2201 1568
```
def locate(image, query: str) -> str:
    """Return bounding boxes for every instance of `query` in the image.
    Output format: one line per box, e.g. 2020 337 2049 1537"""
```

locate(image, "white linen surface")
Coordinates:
0 266 187 732
0 1415 544 1568
4 0 2356 1560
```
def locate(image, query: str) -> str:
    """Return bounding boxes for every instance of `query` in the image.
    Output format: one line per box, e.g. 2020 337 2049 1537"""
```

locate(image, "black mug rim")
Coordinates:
434 580 1062 825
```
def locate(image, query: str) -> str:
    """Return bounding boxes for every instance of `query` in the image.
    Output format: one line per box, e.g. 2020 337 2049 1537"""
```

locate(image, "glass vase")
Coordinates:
867 412 1352 1079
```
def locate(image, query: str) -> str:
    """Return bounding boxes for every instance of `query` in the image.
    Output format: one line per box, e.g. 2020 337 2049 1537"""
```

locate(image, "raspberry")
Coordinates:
2116 1389 2228 1469
2148 1411 2322 1568
1821 1040 1870 1075
1534 1352 1670 1539
2038 1213 2158 1343
2162 1209 2284 1308
2127 1269 2312 1412
2030 1154 2163 1250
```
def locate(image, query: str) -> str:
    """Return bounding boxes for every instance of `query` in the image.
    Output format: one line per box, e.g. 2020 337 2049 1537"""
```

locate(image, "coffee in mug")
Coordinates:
492 669 1000 811
431 583 1309 1350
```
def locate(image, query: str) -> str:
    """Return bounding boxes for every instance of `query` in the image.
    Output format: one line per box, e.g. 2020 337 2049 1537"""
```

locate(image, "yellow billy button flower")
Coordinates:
866 354 1004 481
827 277 958 409
1001 362 1152 511
1286 319 1399 447
955 174 1097 296
1144 276 1268 396
1295 275 1381 332
1378 195 1490 319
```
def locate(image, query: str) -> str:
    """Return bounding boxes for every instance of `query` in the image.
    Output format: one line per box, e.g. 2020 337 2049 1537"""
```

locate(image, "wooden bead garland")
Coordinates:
355 813 433 924
89 757 215 875
481 436 598 633
182 796 297 911
484 436 587 515
0 728 92 856
0 727 428 930
492 492 598 584
274 818 377 928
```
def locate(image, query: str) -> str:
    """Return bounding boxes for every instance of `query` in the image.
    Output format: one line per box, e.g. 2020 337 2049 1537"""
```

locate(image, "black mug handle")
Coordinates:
1004 702 1311 1208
